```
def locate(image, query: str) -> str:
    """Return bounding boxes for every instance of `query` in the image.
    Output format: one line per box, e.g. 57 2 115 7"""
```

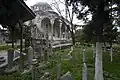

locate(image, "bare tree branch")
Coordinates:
51 0 76 45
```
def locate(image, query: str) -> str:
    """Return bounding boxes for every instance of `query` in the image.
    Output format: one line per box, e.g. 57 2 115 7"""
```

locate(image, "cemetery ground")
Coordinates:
0 44 120 79
86 44 120 80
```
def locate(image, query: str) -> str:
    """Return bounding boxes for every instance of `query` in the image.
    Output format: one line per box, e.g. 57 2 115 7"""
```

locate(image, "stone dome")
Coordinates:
33 2 53 11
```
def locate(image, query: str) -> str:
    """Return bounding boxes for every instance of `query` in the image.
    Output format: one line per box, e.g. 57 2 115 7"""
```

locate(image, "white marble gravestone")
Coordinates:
60 71 72 80
40 72 50 80
28 46 33 67
82 63 87 80
57 63 61 80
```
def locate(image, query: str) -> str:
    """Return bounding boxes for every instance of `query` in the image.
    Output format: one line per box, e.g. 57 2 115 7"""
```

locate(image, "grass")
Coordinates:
0 45 21 51
0 46 82 80
1 44 120 80
85 46 120 80
0 45 12 51
103 50 120 80
45 47 82 80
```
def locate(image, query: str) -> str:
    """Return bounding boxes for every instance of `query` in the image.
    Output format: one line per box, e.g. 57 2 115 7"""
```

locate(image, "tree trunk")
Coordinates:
95 42 103 80
110 42 113 62
93 44 96 58
11 27 15 48
103 42 106 52
71 31 75 45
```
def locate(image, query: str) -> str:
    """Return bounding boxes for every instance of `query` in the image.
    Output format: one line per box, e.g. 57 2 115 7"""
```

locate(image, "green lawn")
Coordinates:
86 46 120 80
1 45 120 80
45 47 82 80
0 44 21 51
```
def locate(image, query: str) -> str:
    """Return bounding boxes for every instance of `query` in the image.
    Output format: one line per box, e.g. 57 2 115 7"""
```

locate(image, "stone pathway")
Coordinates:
52 43 72 48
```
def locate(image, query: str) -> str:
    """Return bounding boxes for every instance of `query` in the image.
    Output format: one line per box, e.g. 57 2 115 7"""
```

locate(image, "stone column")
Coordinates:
59 22 62 49
50 20 54 54
65 26 67 40
8 49 14 69
51 21 54 41
59 20 62 40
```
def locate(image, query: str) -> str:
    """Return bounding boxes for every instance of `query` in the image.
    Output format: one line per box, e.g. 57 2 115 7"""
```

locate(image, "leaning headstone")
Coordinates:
82 63 87 80
57 63 61 80
14 50 20 59
71 46 73 51
28 46 33 68
67 52 72 61
60 71 72 80
7 48 14 69
40 72 50 80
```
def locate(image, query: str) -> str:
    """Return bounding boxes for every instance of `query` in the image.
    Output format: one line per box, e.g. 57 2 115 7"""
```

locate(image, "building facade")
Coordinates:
30 2 71 42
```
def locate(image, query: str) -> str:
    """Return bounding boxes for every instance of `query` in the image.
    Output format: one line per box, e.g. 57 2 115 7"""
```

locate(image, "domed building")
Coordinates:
24 2 72 62
30 2 71 43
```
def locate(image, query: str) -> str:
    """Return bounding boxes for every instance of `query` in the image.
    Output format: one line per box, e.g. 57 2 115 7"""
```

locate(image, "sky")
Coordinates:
25 0 85 25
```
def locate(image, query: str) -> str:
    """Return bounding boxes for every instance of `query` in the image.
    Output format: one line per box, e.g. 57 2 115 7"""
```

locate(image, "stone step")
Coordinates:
0 58 6 62
0 57 6 64
0 56 4 59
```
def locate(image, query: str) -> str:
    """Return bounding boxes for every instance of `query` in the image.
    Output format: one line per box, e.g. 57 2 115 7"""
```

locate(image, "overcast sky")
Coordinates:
0 0 85 29
25 0 84 25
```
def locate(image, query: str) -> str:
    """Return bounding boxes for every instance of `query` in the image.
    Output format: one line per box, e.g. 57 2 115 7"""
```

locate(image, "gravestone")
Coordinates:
57 63 61 80
40 72 50 80
60 71 72 80
71 46 73 51
67 53 72 61
35 46 40 59
44 49 48 61
28 46 33 67
14 50 20 58
38 46 42 60
83 49 86 63
82 63 87 80
41 47 44 61
8 49 14 69
32 59 37 80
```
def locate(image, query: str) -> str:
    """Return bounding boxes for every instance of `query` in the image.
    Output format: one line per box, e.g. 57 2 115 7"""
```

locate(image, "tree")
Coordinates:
67 0 120 80
24 21 33 50
50 0 77 45
75 29 84 43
